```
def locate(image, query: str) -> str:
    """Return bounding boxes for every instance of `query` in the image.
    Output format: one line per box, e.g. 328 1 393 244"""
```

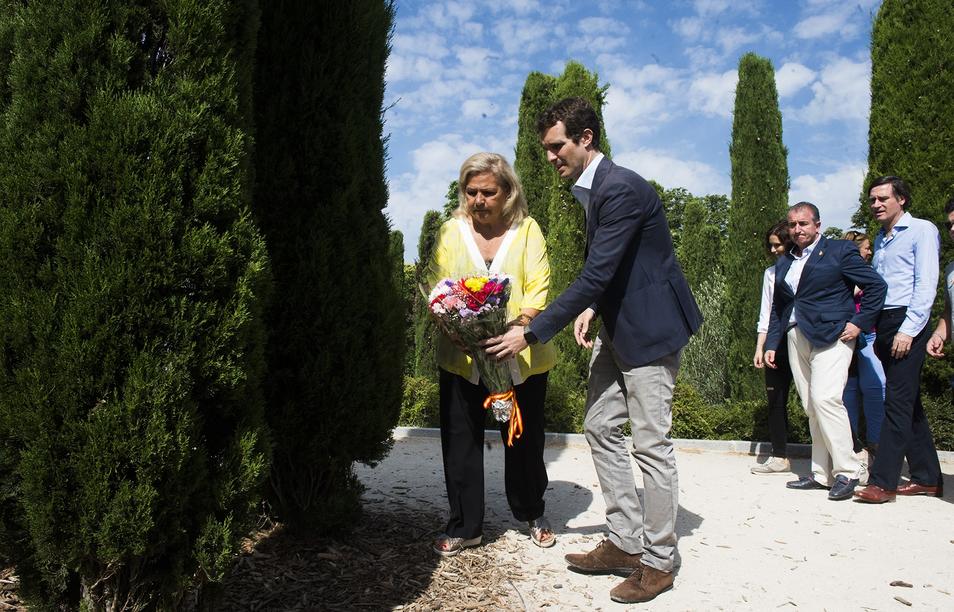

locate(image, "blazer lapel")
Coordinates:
775 255 795 299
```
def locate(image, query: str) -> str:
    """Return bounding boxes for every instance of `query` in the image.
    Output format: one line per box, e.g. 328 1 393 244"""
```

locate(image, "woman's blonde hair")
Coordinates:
841 230 870 245
455 152 528 226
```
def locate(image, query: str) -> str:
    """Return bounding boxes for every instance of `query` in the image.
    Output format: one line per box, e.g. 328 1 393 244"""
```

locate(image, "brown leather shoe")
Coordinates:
896 481 943 497
853 484 896 503
565 539 642 576
610 564 674 604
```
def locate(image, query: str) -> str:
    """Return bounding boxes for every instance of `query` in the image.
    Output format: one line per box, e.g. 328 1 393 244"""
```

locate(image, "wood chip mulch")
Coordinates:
0 567 24 611
0 509 529 611
216 507 528 611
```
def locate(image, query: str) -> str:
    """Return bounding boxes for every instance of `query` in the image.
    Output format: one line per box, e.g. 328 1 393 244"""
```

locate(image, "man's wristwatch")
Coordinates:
523 327 538 345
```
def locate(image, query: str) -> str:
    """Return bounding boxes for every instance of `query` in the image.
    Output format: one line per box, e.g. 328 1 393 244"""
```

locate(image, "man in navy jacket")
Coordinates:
765 202 886 501
483 97 701 604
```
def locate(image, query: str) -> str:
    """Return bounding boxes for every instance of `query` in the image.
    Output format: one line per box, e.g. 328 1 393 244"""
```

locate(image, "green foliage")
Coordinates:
923 393 954 451
678 274 730 405
861 0 954 395
678 198 722 292
398 376 440 428
672 384 810 444
254 0 403 531
725 52 789 401
0 1 269 608
822 226 844 239
412 209 450 380
515 71 557 235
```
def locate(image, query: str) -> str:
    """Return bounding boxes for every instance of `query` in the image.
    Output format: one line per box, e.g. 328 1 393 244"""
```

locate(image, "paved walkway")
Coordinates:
355 428 954 610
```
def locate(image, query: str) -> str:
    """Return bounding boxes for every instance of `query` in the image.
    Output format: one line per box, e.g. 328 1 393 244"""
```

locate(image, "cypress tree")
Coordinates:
724 52 789 400
677 196 721 292
678 195 730 404
515 71 557 235
543 62 610 431
253 1 403 530
412 209 447 380
861 0 954 396
0 1 269 608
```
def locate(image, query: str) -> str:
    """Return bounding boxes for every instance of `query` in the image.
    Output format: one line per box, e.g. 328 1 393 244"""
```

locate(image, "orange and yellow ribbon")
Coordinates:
484 389 523 447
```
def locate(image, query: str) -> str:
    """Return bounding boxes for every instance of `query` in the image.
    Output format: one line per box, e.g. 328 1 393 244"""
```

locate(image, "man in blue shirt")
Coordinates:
855 176 943 503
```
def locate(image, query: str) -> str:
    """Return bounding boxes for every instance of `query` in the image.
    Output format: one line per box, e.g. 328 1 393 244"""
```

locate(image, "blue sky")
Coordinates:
384 0 881 261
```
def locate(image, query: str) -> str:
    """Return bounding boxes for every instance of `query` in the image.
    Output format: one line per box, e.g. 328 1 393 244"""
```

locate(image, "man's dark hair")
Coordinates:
789 201 820 223
536 97 601 150
944 197 954 215
868 175 912 210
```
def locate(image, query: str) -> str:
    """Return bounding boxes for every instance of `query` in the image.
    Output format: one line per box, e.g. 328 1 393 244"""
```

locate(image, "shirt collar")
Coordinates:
879 211 913 239
573 152 604 191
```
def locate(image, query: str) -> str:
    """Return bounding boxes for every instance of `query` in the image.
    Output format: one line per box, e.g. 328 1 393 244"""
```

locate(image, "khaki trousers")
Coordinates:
584 331 680 572
787 326 860 485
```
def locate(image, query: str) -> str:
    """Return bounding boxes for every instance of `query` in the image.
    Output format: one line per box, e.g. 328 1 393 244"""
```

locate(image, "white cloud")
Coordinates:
386 55 444 83
789 162 868 230
687 70 739 118
615 149 728 196
693 0 731 16
794 13 854 39
716 27 760 54
461 98 498 119
598 58 684 140
391 32 449 58
672 17 704 39
796 57 870 124
775 62 816 98
793 0 881 40
492 18 553 55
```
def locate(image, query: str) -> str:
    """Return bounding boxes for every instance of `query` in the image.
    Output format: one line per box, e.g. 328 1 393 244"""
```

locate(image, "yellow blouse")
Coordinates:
427 215 558 382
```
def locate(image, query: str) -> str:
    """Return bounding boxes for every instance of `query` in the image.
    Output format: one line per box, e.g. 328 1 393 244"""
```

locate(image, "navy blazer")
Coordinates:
528 157 702 368
765 236 887 352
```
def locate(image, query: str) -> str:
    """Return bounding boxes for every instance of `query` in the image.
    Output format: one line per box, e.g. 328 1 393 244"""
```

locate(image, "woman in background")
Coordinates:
841 230 885 467
751 220 794 474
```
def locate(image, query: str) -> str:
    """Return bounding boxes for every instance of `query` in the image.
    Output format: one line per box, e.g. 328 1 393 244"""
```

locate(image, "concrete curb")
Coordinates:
392 426 954 463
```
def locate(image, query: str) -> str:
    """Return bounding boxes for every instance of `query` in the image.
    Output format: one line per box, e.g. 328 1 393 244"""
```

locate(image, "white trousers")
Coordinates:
787 326 861 485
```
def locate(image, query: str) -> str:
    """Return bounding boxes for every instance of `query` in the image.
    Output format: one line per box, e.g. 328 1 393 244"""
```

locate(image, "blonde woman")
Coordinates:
426 152 558 556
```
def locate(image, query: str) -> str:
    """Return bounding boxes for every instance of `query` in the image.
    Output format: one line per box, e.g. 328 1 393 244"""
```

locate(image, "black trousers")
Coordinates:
438 368 549 539
764 339 792 458
868 308 942 490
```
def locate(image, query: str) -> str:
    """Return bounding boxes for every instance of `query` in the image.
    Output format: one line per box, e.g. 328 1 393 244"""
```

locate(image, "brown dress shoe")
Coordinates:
565 539 642 576
853 484 896 503
896 481 943 497
610 564 674 604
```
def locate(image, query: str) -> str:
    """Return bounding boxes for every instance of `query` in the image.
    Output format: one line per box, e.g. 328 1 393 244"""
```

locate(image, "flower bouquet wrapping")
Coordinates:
426 273 523 446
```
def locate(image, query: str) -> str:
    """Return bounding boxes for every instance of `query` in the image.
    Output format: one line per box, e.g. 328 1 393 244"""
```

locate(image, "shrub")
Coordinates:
0 1 269 607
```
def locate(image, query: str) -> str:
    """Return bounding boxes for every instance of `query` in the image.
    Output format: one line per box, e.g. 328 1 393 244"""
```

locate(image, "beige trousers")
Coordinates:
787 326 861 485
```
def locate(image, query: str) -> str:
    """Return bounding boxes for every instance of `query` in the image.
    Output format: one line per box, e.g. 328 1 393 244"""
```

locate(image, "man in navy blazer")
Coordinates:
483 97 701 604
765 202 886 501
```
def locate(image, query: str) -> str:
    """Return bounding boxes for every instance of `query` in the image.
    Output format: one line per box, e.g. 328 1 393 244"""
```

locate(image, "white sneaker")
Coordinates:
750 456 791 474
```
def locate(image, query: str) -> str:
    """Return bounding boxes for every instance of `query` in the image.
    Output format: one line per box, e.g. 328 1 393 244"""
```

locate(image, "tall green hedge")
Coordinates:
515 72 557 236
724 52 789 401
860 0 954 397
0 1 269 608
253 1 403 531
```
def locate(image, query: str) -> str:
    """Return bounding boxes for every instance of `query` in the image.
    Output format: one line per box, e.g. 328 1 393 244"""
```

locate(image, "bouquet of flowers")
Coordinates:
427 273 523 446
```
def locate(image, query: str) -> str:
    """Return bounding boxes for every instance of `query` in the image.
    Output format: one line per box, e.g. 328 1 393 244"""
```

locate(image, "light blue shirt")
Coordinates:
872 211 940 336
571 152 604 216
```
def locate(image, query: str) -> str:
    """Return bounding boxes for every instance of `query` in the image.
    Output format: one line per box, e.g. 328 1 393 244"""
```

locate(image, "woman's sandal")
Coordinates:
433 534 482 557
529 517 556 548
